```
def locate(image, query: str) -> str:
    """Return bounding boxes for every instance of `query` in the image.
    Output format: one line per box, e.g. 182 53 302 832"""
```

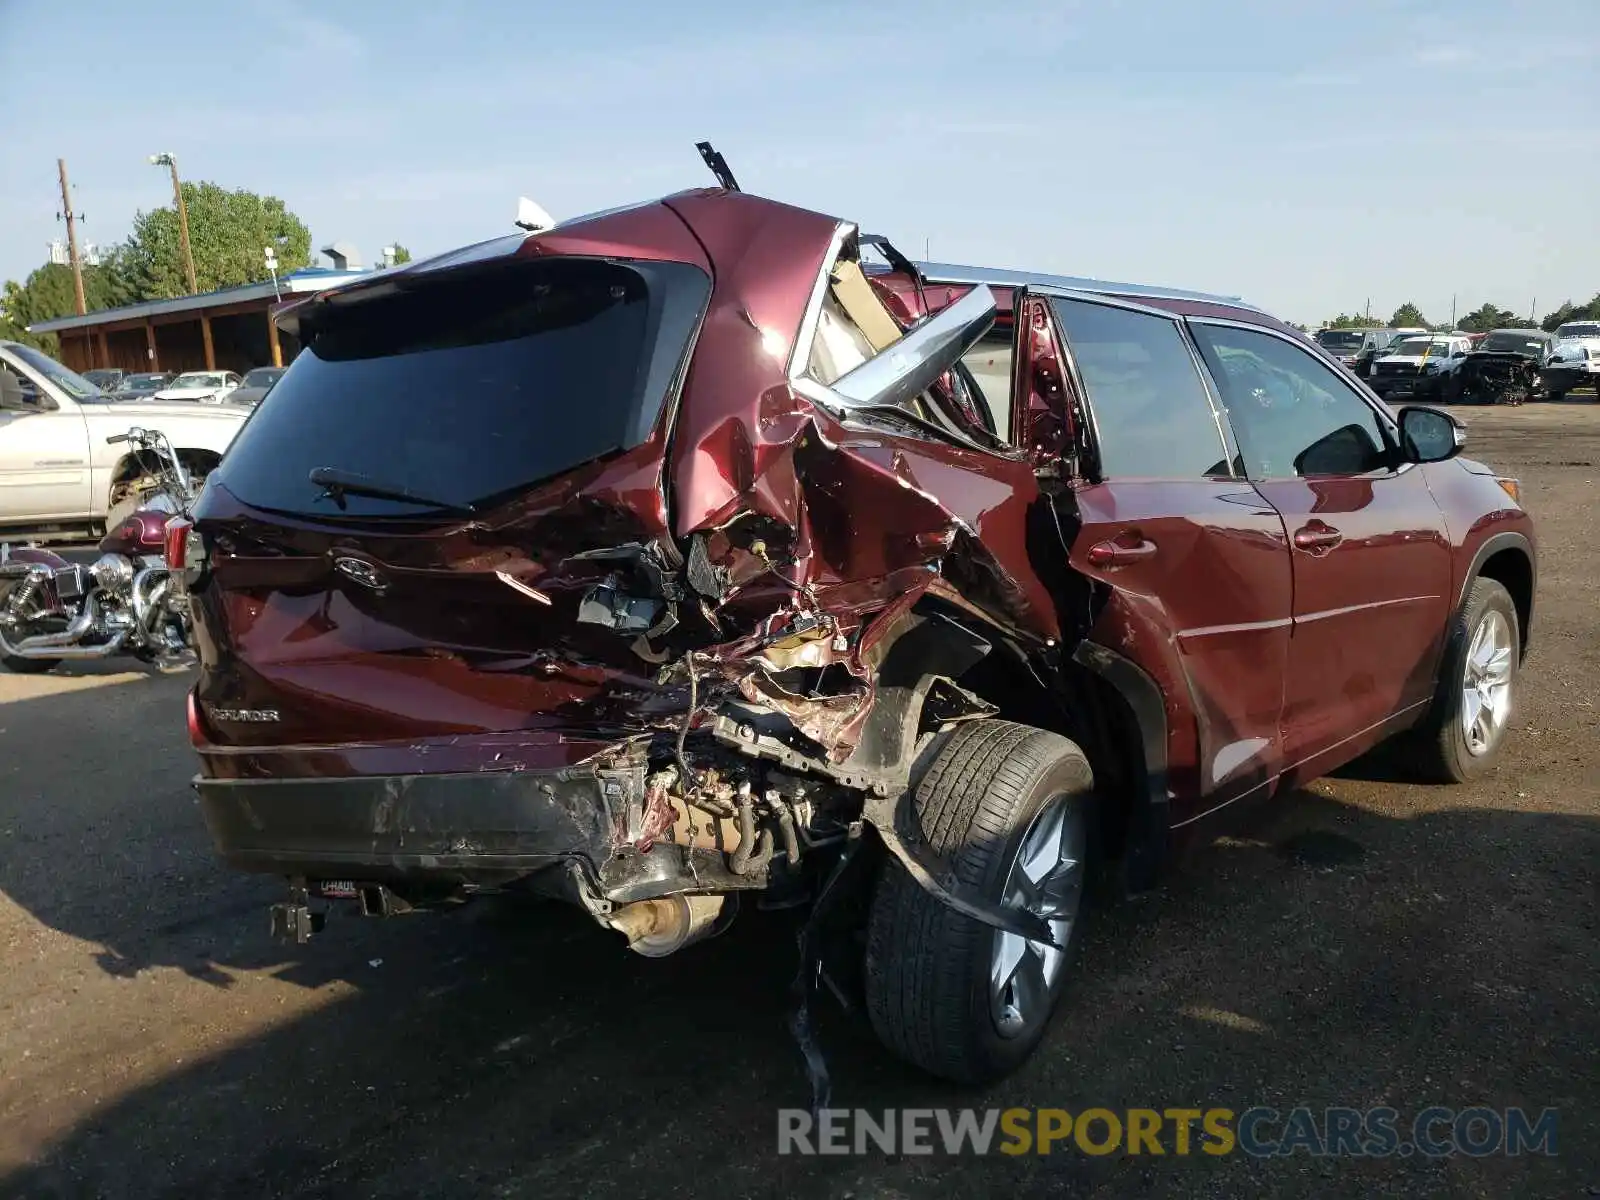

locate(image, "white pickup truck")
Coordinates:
0 341 249 542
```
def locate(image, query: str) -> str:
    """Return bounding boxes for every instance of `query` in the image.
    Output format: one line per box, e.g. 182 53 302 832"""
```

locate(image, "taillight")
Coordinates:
164 516 193 570
186 690 206 746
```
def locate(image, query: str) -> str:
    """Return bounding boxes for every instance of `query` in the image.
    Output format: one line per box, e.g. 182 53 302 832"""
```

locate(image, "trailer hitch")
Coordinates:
269 881 326 944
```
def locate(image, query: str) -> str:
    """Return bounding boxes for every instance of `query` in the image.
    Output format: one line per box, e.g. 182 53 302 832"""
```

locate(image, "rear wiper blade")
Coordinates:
308 467 475 516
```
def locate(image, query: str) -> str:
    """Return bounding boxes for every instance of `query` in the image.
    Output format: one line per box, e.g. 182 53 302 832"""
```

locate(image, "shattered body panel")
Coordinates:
1455 352 1546 405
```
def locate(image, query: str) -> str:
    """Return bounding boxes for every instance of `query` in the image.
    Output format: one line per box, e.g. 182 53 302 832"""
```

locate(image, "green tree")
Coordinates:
121 182 312 298
1390 302 1427 328
1457 303 1526 333
1542 301 1577 332
1542 294 1600 332
389 244 413 265
1321 312 1380 329
0 260 142 351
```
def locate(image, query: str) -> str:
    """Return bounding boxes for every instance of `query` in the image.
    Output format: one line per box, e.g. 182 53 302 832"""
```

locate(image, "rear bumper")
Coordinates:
195 768 764 903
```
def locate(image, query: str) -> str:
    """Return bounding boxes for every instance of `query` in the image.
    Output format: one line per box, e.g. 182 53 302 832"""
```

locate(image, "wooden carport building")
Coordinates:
29 267 368 375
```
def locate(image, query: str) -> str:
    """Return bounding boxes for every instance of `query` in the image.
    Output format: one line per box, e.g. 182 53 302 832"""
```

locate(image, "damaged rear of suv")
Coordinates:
185 173 1535 1086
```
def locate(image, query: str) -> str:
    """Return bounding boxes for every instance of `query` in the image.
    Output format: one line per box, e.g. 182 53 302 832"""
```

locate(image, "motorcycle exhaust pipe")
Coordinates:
606 894 733 958
0 625 129 660
0 592 128 660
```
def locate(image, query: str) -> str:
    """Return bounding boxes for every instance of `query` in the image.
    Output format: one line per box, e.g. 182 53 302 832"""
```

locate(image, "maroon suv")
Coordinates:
183 185 1535 1085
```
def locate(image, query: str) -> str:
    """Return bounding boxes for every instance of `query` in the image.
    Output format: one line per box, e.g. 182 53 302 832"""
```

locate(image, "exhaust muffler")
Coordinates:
606 894 734 958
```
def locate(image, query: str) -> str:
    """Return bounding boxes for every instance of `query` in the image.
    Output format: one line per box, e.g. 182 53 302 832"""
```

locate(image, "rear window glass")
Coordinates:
1479 333 1546 354
210 258 709 518
1314 330 1366 351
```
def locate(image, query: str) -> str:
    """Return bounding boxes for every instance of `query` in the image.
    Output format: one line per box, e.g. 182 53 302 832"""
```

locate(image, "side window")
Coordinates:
1191 323 1391 479
1049 298 1230 478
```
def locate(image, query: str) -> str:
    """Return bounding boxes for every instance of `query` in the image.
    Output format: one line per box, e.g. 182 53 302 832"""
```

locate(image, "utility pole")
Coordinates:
150 153 198 294
1450 294 1457 330
55 159 86 315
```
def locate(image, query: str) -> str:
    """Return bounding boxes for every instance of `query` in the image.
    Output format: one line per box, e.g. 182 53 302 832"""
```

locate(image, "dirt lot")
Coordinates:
1 402 1595 1200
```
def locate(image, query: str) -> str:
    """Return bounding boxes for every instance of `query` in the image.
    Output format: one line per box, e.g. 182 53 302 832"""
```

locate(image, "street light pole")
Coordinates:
150 153 198 295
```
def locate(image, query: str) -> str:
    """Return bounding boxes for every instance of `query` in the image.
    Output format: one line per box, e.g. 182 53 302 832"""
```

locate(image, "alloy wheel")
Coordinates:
990 797 1086 1038
1461 608 1514 756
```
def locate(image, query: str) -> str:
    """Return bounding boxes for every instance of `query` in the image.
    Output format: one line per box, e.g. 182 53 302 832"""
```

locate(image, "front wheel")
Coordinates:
1409 577 1520 783
864 720 1094 1083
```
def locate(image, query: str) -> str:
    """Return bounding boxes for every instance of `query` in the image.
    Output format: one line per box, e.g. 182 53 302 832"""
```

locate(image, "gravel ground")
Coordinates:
0 401 1595 1200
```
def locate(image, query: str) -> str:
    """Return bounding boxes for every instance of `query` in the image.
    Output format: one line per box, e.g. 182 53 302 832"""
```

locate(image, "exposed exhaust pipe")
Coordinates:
606 894 732 957
0 591 129 660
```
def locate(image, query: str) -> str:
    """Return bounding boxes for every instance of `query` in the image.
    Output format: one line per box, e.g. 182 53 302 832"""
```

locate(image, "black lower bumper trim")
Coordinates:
196 769 770 900
198 769 616 885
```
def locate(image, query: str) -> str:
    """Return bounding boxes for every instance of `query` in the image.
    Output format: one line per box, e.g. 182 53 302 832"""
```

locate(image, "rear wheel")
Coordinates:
864 719 1094 1083
0 580 63 674
1409 577 1519 783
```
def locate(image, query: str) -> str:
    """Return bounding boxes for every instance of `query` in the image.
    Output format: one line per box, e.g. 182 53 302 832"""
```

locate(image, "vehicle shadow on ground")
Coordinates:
0 672 1594 1198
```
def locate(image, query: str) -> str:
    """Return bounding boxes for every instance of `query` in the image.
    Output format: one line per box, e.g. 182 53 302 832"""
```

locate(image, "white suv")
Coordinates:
1544 321 1600 400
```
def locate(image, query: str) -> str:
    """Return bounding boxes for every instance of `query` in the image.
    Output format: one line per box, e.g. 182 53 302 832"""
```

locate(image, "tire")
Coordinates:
0 581 62 673
105 475 157 531
1409 577 1520 783
106 468 206 531
864 719 1095 1084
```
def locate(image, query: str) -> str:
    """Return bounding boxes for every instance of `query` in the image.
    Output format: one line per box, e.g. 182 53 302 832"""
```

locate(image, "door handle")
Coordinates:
1292 521 1343 554
1086 535 1158 568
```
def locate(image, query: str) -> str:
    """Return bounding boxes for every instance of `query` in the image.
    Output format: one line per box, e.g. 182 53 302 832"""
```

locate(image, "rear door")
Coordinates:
1015 290 1295 820
1188 319 1453 780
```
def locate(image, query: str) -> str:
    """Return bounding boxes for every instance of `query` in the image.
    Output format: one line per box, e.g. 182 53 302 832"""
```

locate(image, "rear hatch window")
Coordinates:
209 257 710 519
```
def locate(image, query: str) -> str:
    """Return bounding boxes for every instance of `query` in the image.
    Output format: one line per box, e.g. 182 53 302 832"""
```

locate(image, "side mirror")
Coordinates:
1398 405 1465 463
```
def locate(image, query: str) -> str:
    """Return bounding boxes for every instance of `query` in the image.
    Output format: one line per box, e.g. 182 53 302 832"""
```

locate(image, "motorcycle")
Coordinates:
0 426 199 673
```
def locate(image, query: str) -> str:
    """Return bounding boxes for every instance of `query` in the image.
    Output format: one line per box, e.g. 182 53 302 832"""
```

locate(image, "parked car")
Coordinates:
0 343 247 542
1351 327 1426 378
182 187 1535 1086
153 371 242 404
110 372 176 401
1311 327 1372 368
1448 329 1556 405
228 366 286 407
82 368 125 394
1543 321 1600 400
1368 334 1474 401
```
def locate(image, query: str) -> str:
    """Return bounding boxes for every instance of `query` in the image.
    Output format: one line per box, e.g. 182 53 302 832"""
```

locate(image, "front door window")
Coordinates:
1190 324 1391 480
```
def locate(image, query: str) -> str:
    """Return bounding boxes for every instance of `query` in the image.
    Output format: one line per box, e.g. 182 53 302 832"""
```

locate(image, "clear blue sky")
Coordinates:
1 0 1594 327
